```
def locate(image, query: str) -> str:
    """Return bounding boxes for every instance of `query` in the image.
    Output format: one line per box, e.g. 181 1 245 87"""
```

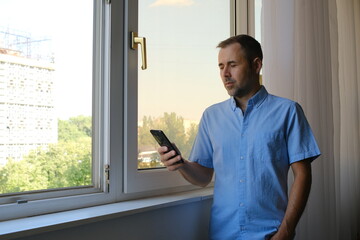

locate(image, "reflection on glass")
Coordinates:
0 0 93 194
138 0 230 169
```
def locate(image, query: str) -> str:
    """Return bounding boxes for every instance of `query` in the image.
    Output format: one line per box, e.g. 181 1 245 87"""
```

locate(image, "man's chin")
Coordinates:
231 89 251 98
226 90 235 96
224 86 236 96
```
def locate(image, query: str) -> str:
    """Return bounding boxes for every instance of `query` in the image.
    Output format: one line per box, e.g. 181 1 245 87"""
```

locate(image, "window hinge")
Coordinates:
106 0 111 4
105 164 110 191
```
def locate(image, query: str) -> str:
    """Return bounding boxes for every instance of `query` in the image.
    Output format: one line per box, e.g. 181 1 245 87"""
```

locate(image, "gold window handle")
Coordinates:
131 32 147 70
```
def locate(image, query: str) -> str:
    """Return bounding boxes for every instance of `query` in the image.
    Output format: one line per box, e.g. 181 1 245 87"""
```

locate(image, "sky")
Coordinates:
138 0 230 122
138 0 262 122
0 0 93 120
0 0 262 123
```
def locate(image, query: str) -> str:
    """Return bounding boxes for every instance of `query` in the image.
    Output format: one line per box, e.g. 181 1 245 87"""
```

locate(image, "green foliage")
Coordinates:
185 123 199 157
0 157 48 193
138 116 156 149
58 115 92 141
0 116 92 195
138 112 199 168
67 115 92 137
0 113 198 193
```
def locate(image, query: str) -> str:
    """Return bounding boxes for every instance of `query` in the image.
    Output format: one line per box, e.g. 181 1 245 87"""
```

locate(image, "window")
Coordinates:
124 0 231 192
136 0 231 170
0 2 95 194
0 0 243 221
0 0 113 221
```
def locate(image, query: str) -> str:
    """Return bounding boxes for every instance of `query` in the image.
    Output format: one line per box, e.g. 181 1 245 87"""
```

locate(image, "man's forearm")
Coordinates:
158 146 213 187
272 160 312 240
179 161 214 187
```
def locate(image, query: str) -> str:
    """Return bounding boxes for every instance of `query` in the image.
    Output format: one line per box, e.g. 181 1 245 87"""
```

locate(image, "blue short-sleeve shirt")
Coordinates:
189 86 321 240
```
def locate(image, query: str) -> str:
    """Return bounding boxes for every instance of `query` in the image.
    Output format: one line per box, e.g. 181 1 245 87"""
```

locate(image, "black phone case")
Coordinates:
150 129 183 163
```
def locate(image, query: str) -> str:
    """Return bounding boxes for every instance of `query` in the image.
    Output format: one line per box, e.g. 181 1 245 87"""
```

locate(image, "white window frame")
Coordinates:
0 0 253 222
123 0 191 191
123 0 259 193
0 0 116 221
123 0 239 193
232 0 256 36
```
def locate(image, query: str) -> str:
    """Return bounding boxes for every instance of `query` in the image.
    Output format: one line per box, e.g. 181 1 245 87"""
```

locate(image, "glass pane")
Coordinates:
0 0 93 194
137 0 230 169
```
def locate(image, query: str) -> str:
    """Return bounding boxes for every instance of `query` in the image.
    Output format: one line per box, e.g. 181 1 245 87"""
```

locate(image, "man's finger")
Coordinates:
161 151 178 164
158 146 168 154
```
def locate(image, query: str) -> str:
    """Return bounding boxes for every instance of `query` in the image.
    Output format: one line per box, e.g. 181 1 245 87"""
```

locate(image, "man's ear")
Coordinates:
252 57 263 74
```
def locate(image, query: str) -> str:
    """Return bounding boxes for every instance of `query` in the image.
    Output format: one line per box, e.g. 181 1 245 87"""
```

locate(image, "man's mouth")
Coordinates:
224 78 235 87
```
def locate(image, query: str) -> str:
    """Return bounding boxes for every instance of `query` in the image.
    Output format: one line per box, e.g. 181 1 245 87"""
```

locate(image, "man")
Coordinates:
158 35 320 240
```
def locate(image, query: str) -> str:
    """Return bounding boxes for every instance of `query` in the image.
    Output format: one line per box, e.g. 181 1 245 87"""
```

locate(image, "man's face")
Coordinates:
218 43 258 97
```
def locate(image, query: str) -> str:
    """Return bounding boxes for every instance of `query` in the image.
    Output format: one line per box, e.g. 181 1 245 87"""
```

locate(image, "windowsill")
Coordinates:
0 187 213 240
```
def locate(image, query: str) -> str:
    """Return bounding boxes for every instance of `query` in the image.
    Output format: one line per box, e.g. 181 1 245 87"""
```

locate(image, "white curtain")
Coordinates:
261 0 360 239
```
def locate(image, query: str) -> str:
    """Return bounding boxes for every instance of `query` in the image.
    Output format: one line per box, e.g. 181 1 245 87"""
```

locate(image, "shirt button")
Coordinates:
240 156 244 160
240 203 244 207
240 179 245 183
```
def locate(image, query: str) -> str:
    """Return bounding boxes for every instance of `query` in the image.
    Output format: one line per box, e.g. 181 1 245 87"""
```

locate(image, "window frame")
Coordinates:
123 0 237 193
0 0 254 222
0 0 116 221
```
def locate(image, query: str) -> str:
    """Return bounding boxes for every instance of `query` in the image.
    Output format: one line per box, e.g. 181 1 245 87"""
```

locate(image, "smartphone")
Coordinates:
150 129 184 163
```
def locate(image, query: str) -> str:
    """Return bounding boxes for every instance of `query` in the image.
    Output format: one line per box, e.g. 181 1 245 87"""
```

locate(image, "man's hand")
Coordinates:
158 146 185 171
157 146 214 187
269 226 295 240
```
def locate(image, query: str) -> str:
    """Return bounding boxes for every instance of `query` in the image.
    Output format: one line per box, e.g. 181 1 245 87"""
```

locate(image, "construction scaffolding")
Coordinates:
0 27 54 63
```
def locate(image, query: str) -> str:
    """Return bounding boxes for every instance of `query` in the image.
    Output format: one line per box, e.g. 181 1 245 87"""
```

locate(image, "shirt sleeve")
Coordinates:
286 102 321 164
188 111 214 168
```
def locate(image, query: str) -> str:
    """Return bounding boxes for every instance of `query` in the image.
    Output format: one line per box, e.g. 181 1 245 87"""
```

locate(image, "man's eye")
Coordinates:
230 64 236 68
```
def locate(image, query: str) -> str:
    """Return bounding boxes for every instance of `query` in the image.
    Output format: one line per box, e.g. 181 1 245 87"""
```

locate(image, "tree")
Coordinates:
68 115 92 137
0 116 92 194
159 112 187 153
137 112 199 165
58 115 92 141
0 157 48 193
23 137 92 189
138 116 157 149
183 123 199 158
0 113 198 193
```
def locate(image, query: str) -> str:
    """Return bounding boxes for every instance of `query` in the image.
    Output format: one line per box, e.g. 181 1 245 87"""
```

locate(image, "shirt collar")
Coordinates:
229 86 268 111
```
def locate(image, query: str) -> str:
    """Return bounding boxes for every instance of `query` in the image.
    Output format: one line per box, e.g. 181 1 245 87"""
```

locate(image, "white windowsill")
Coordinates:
0 188 213 240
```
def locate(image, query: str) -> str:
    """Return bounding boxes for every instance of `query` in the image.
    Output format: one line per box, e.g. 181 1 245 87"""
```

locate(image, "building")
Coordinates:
0 31 57 166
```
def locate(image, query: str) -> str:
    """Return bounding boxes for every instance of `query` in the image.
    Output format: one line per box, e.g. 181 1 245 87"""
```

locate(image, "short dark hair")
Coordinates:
217 35 263 64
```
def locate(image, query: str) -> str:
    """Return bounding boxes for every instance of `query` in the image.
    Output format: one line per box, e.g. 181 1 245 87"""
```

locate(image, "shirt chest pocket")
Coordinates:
251 132 284 162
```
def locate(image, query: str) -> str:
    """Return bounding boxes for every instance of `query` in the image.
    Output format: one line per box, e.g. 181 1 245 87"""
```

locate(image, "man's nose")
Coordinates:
223 66 231 77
